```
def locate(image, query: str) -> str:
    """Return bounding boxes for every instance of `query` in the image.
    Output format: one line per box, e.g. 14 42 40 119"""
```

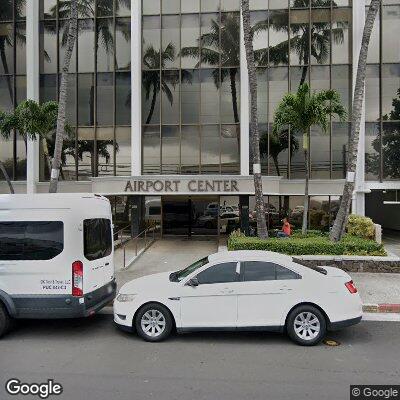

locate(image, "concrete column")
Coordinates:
130 196 145 237
239 195 250 235
131 0 142 176
352 1 366 216
26 0 40 193
239 9 250 176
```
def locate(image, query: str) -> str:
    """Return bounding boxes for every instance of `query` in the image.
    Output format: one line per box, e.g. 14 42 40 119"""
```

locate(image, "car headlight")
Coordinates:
116 294 137 302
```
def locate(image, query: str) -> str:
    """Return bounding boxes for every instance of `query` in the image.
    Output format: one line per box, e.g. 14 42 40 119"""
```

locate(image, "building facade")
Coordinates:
0 0 399 235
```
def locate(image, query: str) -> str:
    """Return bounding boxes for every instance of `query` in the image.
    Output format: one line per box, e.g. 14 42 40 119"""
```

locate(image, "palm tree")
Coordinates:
0 100 60 193
241 0 268 239
49 0 78 193
330 0 381 242
181 13 240 125
273 83 346 235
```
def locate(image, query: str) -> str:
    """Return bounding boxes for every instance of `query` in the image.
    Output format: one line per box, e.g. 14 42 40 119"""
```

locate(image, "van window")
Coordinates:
84 219 112 261
0 221 64 261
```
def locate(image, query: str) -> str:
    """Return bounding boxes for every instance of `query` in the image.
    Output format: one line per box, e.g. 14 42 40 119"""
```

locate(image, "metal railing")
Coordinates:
121 224 161 269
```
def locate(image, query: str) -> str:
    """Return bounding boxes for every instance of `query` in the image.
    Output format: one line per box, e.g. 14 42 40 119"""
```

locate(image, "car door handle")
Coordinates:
221 289 235 294
279 287 292 291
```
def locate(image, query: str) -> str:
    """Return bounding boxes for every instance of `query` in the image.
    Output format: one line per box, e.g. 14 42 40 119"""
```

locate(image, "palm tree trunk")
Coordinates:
146 87 157 125
302 146 309 235
241 0 268 239
0 159 14 194
49 0 78 193
230 68 240 123
272 156 281 177
330 0 381 242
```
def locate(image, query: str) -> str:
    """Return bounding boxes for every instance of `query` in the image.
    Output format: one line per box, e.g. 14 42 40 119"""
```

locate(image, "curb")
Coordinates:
363 304 400 314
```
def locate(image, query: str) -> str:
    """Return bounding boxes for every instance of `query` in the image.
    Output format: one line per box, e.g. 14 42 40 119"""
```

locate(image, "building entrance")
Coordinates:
162 196 219 236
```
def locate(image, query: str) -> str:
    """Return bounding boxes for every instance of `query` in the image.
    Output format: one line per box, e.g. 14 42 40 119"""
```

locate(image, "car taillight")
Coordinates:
345 280 357 294
72 261 83 297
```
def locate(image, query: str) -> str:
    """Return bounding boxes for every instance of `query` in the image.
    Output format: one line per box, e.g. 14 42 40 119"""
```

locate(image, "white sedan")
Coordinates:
114 251 362 346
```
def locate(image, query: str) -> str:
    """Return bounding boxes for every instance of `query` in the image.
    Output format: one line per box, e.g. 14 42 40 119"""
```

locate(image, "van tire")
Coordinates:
0 303 11 338
135 303 173 342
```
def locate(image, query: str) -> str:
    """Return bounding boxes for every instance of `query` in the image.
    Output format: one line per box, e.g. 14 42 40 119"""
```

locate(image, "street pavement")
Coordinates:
0 315 399 400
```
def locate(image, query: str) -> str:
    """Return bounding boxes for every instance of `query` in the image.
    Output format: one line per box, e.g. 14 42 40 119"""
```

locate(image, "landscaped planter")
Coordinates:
293 255 400 273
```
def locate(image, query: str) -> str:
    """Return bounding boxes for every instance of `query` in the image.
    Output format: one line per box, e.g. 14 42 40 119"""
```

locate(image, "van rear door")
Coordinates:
82 218 114 293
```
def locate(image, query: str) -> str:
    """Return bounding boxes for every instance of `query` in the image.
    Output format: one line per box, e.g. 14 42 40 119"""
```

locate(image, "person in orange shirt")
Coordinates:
277 218 291 238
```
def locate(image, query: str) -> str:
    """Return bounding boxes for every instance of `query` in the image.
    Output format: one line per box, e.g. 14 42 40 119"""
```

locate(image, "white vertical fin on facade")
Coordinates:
240 8 250 176
352 1 367 215
131 0 142 176
26 0 40 193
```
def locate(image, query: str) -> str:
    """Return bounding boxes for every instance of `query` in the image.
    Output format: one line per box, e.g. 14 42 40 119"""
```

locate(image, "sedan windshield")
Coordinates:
169 257 209 282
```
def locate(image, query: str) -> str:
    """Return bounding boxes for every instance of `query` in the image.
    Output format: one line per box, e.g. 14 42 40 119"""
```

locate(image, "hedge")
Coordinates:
227 234 387 256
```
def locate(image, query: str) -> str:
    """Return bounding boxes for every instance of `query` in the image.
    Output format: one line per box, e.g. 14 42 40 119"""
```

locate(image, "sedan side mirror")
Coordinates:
186 277 199 287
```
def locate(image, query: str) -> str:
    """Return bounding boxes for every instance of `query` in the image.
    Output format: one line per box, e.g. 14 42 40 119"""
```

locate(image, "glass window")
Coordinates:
269 10 289 66
181 69 200 124
181 14 200 69
78 19 94 73
162 70 180 124
331 7 351 64
116 18 131 71
382 5 400 63
0 23 14 74
161 125 180 174
365 64 380 121
116 72 131 125
276 265 301 280
97 73 113 126
96 18 114 72
196 262 238 284
201 125 220 174
221 68 240 124
181 126 200 174
143 125 161 174
365 122 380 181
40 21 57 74
200 69 220 123
174 256 209 281
83 219 112 261
116 126 131 176
77 73 94 126
242 261 276 281
162 15 180 69
0 221 64 261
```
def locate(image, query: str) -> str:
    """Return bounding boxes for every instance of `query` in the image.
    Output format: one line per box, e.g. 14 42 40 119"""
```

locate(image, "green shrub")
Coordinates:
346 214 376 240
227 233 386 256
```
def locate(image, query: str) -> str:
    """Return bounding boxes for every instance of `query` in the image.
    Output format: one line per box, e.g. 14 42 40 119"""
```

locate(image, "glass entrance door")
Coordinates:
162 196 219 236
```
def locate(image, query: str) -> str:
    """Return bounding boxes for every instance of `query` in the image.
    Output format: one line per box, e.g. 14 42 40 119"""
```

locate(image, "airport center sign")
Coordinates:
91 175 343 196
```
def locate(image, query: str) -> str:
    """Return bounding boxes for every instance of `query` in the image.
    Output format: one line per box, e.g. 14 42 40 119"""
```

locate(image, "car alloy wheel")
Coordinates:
287 305 326 346
135 303 173 342
140 309 166 338
293 312 321 341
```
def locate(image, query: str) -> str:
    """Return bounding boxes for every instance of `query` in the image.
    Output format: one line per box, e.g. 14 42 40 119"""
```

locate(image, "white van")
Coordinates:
0 194 116 337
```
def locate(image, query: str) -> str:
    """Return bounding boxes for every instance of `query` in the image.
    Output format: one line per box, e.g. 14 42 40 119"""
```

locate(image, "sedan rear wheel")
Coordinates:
135 303 173 342
0 303 11 339
287 305 326 346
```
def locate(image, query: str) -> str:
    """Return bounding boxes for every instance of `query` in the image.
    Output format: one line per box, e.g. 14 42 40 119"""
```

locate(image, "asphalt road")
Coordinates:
0 315 399 400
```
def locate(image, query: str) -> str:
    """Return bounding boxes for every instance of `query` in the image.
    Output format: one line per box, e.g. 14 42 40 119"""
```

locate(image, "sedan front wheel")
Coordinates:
135 303 173 342
287 305 326 346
